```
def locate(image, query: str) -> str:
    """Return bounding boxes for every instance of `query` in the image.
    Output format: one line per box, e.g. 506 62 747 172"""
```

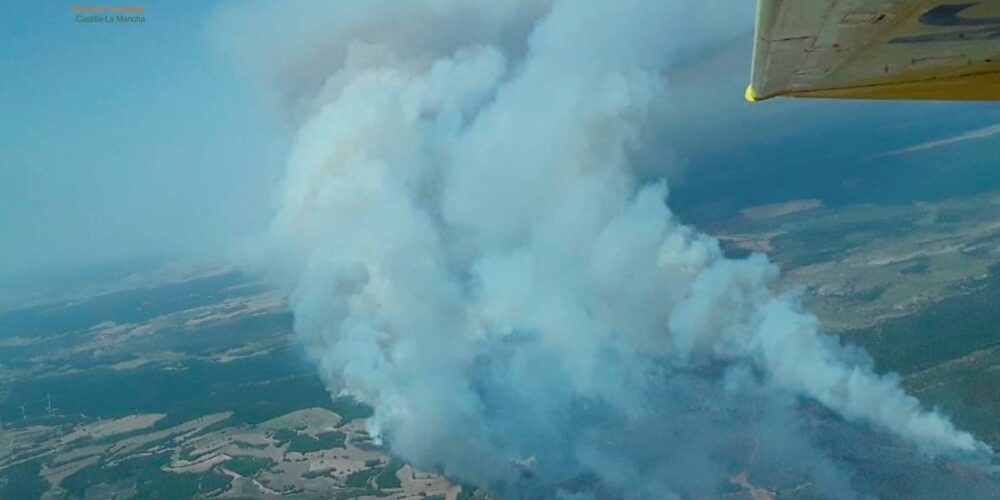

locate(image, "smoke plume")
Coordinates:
221 0 992 497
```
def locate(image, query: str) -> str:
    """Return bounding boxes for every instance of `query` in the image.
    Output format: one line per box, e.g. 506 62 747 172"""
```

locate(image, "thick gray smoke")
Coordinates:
222 0 991 497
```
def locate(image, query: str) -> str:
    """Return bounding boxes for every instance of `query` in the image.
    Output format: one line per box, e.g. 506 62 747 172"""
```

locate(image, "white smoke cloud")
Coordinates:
220 0 992 496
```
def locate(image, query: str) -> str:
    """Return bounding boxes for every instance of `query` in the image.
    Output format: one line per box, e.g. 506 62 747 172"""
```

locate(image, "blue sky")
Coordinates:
2 0 999 284
0 1 286 281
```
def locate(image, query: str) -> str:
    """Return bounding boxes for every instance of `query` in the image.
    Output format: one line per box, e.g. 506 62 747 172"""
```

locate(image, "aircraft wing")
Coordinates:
747 0 1000 101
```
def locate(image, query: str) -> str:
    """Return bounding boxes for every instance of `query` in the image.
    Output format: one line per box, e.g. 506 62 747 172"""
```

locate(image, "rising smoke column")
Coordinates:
224 0 991 497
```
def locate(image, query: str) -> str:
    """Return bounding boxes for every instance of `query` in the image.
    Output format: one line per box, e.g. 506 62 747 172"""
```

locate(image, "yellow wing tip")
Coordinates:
744 85 759 102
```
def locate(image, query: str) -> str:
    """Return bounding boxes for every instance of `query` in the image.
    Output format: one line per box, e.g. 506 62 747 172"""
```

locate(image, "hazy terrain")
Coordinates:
1 189 999 498
713 190 1000 456
0 270 470 499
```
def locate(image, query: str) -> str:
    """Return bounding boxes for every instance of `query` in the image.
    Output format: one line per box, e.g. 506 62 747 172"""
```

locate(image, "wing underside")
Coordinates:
748 0 1000 101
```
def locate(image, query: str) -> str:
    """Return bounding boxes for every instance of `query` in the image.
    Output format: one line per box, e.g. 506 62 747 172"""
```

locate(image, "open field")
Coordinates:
0 270 476 499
